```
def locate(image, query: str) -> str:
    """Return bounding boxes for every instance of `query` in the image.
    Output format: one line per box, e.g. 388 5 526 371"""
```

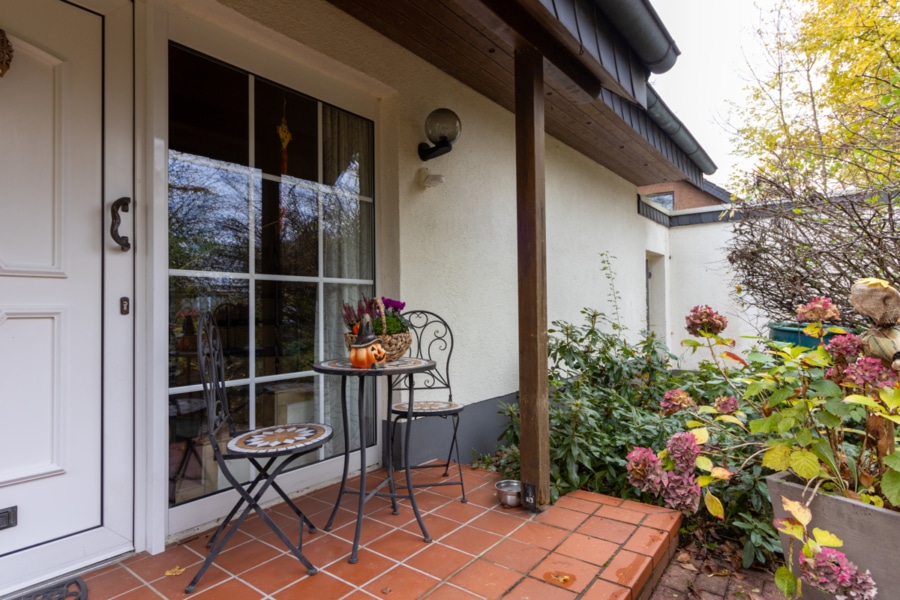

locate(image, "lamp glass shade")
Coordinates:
424 108 461 145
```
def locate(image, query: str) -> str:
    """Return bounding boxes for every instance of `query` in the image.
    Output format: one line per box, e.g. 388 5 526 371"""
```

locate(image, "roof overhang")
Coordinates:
324 0 715 185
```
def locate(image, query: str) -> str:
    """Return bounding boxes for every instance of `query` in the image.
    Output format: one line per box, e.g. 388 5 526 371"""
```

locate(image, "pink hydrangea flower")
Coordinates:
796 297 841 322
661 389 696 416
626 447 666 497
826 334 862 361
843 356 898 388
800 547 877 600
662 471 701 513
714 395 739 414
685 305 729 337
667 432 700 472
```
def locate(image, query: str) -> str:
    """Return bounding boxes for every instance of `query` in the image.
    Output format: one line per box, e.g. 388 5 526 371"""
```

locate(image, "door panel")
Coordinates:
0 0 134 594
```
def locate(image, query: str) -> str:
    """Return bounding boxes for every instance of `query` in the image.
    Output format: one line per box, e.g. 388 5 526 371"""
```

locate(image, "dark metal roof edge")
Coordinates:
591 0 680 74
700 179 734 203
645 86 716 175
603 89 704 186
638 198 744 228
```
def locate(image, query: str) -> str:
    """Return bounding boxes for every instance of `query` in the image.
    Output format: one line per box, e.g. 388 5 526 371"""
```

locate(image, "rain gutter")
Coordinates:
592 0 680 73
645 86 717 175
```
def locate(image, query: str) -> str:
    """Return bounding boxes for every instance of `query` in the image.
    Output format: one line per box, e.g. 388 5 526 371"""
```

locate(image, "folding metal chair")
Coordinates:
388 311 466 504
185 312 334 594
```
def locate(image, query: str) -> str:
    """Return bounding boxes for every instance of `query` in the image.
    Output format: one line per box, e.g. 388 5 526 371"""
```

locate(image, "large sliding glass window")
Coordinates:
167 44 375 506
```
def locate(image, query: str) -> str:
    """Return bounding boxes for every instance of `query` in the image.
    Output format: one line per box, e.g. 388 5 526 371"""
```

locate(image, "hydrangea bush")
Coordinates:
627 300 894 598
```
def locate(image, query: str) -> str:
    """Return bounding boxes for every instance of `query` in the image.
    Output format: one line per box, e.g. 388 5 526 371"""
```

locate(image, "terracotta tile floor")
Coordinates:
77 466 681 599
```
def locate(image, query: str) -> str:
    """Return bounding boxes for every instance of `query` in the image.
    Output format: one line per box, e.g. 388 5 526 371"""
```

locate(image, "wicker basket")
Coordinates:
344 298 412 363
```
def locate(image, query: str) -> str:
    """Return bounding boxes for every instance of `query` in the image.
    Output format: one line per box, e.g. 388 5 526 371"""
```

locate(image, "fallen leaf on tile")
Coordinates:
380 587 392 594
164 566 185 577
681 562 698 572
676 552 692 562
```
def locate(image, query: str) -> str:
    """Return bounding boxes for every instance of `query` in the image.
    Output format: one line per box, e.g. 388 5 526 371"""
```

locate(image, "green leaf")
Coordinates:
811 438 839 478
881 469 900 506
883 452 900 472
815 410 842 428
879 386 900 411
750 414 778 434
790 449 820 480
794 428 813 447
775 566 798 596
810 379 843 399
825 398 852 417
742 539 755 569
769 387 796 408
681 339 702 348
762 445 792 471
686 420 705 428
697 405 717 414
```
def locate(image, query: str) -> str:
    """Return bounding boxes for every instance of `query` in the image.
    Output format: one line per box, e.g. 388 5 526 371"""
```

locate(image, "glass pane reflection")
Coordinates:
168 385 251 506
169 277 250 386
168 152 251 273
255 177 318 276
256 280 317 376
322 187 374 280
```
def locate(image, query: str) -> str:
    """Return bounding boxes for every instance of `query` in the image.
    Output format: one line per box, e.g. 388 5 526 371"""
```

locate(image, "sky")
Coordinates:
649 0 780 189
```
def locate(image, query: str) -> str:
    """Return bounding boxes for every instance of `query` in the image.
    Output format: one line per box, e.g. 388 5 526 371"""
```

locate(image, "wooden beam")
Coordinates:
515 44 550 508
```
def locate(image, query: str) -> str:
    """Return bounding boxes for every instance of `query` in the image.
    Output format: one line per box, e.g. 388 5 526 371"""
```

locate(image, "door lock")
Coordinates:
120 297 130 315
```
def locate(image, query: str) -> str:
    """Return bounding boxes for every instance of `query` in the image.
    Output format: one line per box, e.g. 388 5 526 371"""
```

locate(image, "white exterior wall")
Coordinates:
669 218 763 370
211 0 671 403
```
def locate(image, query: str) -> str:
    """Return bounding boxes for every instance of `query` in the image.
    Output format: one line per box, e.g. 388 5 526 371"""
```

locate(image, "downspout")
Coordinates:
646 86 717 175
592 0 680 73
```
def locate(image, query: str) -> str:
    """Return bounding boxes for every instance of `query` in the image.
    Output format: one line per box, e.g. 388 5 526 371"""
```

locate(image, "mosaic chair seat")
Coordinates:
184 312 333 594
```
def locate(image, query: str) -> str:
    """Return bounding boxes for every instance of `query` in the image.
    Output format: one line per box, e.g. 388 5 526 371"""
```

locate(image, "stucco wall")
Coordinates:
208 0 685 403
668 221 763 370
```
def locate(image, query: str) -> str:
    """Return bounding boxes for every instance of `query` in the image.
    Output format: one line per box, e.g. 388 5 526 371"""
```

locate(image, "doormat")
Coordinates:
14 578 87 600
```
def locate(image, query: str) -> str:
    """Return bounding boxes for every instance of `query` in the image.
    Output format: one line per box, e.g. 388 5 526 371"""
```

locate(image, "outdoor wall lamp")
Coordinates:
417 108 461 161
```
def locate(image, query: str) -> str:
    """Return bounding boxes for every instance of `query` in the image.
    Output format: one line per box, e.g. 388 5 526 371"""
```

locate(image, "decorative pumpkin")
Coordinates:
349 314 386 369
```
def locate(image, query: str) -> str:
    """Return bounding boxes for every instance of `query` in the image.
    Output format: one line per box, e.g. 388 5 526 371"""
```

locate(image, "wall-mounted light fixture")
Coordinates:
417 108 461 161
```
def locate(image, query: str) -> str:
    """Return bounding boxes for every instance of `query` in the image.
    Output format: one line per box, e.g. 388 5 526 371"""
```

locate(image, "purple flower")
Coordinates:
800 547 877 600
661 389 696 416
685 305 728 337
667 432 700 473
714 395 739 415
843 356 898 388
826 334 862 361
626 447 666 497
796 297 841 323
381 297 406 314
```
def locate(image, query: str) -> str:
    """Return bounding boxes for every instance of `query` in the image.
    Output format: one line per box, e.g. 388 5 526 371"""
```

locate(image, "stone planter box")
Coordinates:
767 471 897 599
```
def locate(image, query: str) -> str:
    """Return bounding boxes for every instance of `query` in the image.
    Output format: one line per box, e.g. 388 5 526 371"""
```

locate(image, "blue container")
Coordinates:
768 321 837 347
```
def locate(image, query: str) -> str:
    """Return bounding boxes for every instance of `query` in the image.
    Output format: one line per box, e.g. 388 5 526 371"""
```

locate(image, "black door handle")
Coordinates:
110 197 131 251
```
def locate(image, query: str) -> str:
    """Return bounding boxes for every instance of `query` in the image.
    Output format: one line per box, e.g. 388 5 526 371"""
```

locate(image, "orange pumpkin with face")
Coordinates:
350 339 386 369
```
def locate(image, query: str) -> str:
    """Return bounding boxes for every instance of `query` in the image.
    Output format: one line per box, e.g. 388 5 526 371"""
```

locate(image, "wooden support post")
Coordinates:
514 45 550 507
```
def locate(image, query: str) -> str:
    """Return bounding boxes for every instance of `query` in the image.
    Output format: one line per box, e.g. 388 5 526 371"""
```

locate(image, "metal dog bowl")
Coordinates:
495 480 522 507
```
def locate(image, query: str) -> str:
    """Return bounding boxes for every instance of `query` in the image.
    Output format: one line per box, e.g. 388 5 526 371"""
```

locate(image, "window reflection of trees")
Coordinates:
168 152 251 275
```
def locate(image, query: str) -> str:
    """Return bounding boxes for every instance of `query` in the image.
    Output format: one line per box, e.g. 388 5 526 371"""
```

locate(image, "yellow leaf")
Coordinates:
690 427 710 445
856 277 891 288
686 420 705 428
165 566 185 577
762 445 792 471
696 475 714 487
710 467 733 480
695 455 713 472
812 528 843 548
715 414 744 426
705 490 725 520
781 496 812 526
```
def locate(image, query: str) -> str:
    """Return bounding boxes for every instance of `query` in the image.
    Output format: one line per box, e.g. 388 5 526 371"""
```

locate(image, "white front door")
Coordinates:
0 0 134 594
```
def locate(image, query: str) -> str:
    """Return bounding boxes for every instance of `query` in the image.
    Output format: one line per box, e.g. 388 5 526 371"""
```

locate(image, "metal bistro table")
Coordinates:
312 356 436 563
